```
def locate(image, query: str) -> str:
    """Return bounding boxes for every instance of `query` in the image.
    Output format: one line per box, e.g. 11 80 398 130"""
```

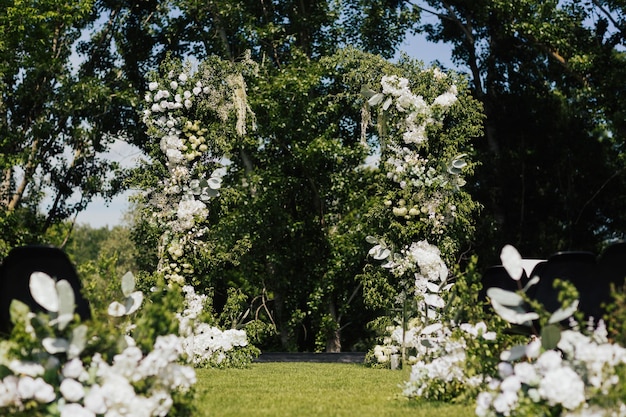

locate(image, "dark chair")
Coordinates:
531 251 598 318
0 245 91 337
597 241 626 288
479 265 528 302
480 265 535 335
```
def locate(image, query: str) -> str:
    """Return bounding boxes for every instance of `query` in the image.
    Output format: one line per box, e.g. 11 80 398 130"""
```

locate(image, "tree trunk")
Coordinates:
325 299 341 352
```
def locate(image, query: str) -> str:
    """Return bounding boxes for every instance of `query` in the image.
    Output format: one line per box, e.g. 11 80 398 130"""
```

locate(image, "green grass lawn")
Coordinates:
194 362 475 417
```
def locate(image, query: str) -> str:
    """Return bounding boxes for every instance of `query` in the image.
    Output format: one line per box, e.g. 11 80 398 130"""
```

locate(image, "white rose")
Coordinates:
60 378 85 402
33 377 56 403
62 358 85 380
61 403 95 417
16 376 37 399
84 384 107 414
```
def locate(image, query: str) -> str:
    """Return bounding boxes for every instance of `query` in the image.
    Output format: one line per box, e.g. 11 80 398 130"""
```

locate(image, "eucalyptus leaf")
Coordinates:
365 235 379 244
367 93 385 106
421 323 443 335
500 344 528 362
108 301 126 317
523 275 540 293
447 154 467 175
121 271 135 298
487 287 524 307
500 245 524 281
548 299 579 324
424 294 445 308
124 291 144 315
420 339 433 348
490 299 539 324
56 280 75 330
42 337 69 354
541 324 562 350
452 155 467 168
29 272 59 312
371 247 391 260
360 86 377 99
207 177 222 189
69 324 88 359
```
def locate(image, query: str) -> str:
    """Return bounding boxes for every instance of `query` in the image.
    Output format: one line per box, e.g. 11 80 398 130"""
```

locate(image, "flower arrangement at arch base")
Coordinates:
387 245 626 416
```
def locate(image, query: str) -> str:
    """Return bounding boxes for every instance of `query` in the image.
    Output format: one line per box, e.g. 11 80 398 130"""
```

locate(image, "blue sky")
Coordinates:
77 34 457 228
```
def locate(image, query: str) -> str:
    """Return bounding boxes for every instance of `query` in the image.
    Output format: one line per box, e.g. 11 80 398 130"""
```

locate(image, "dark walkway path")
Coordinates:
255 352 366 363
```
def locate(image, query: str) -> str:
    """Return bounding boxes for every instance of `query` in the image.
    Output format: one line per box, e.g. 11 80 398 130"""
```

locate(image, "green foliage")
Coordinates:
605 281 626 346
0 0 130 241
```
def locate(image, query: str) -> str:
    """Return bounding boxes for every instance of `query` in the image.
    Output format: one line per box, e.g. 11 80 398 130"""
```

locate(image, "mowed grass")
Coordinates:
194 362 475 417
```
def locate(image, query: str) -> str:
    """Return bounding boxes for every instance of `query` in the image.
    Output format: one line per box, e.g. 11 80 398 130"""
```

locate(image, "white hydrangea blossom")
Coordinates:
401 322 496 400
476 323 626 416
176 285 251 367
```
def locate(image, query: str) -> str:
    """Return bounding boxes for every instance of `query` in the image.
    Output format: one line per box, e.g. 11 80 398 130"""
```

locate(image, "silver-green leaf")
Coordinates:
121 271 135 298
541 324 562 350
487 287 524 307
548 300 579 324
29 272 59 312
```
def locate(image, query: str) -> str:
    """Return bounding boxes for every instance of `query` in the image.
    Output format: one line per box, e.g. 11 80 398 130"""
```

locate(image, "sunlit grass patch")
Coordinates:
194 362 474 417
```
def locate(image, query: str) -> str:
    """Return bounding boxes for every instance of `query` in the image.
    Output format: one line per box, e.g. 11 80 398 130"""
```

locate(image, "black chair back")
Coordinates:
530 251 598 317
0 245 91 337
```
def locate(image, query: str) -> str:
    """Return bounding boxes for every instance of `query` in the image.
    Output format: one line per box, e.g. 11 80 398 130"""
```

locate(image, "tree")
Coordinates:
365 0 626 261
0 0 134 254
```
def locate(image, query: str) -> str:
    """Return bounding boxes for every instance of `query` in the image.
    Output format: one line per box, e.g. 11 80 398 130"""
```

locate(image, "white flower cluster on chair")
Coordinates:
476 245 626 417
0 272 196 417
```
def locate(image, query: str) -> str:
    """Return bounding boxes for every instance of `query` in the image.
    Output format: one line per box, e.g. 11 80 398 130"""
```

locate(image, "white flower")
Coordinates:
149 81 159 91
500 375 522 393
112 346 143 378
84 384 107 414
498 362 513 378
432 89 457 107
535 350 562 372
177 198 208 229
16 376 37 399
538 366 585 410
0 375 19 407
61 403 95 417
482 331 497 340
179 73 188 82
62 358 86 380
492 390 518 415
60 378 85 402
33 377 56 403
8 360 44 377
514 362 539 385
476 391 494 417
525 338 542 359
